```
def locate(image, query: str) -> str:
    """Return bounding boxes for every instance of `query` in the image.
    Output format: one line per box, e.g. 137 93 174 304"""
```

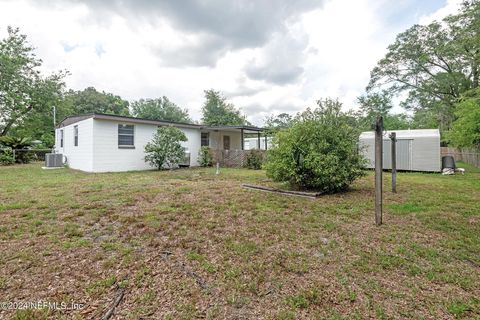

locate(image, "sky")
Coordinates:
0 0 464 125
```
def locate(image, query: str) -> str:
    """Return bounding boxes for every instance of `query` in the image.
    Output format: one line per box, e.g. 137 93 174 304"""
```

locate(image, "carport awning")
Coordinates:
204 125 263 134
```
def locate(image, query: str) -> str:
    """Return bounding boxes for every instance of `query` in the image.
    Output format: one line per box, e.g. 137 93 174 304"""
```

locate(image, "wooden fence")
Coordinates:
441 147 480 168
212 149 266 168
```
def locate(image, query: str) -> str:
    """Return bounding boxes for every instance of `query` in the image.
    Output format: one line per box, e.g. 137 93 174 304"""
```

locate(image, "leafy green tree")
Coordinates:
65 87 129 116
264 98 366 192
0 27 66 137
144 126 187 170
448 88 480 148
201 89 248 126
9 98 73 147
357 91 411 130
131 97 192 123
265 113 293 131
367 1 480 131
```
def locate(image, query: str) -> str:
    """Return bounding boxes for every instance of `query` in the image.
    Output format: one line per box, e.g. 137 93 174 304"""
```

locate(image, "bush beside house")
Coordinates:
198 146 213 167
244 150 264 170
144 126 187 170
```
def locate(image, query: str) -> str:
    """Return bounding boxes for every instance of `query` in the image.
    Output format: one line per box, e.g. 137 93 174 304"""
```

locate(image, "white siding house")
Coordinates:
359 129 441 172
56 118 94 172
55 113 263 173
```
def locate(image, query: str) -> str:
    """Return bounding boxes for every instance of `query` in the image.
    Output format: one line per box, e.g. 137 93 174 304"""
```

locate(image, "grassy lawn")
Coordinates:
0 163 479 319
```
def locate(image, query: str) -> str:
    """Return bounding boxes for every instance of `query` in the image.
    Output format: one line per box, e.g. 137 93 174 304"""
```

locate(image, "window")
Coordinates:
74 126 78 146
201 132 209 146
60 129 64 148
118 124 134 148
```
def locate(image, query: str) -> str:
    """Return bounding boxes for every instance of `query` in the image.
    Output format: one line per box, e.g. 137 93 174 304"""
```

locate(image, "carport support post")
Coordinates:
257 131 261 149
390 132 397 193
241 128 244 150
375 116 383 226
264 133 267 150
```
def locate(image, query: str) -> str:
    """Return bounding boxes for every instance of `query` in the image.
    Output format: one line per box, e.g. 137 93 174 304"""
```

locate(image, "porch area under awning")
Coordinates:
203 125 267 151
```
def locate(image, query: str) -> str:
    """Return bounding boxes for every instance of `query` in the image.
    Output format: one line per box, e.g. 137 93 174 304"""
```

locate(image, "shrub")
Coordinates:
198 146 213 167
244 149 264 170
264 98 366 193
0 136 34 163
0 148 14 166
144 126 187 170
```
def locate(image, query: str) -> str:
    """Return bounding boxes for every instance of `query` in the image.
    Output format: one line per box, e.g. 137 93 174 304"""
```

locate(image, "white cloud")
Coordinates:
419 0 463 25
0 0 460 126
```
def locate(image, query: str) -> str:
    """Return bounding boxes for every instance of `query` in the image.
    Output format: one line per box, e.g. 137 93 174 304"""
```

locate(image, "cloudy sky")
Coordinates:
0 0 463 125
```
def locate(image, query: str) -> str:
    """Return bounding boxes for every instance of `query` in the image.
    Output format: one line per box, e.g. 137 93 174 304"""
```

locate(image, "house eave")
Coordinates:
56 113 264 132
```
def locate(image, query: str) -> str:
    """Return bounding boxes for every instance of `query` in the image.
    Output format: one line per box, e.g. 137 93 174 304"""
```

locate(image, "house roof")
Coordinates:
56 113 264 132
359 129 440 140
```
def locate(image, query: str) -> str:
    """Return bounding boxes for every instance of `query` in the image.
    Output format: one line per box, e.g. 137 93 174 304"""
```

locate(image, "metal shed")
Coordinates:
359 129 441 172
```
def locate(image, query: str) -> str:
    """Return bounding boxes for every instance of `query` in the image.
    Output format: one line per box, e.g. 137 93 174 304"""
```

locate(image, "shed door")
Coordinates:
382 139 412 170
396 139 412 170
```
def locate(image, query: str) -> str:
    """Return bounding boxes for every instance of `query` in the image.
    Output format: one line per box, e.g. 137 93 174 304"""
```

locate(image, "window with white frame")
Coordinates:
73 126 78 146
118 124 134 148
201 132 209 146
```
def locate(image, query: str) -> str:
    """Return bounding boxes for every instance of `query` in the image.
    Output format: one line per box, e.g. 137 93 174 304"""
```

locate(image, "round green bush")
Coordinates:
198 146 213 167
264 99 366 193
244 149 264 170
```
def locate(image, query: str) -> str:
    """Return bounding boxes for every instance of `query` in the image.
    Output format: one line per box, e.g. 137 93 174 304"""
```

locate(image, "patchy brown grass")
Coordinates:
0 163 479 319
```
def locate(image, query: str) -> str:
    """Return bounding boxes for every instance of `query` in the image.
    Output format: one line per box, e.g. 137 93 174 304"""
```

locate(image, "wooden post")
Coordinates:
375 116 383 226
241 128 244 150
390 132 397 193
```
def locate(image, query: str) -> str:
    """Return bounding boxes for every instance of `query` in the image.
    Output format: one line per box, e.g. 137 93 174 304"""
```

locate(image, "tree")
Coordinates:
367 1 480 131
65 87 129 116
264 98 366 193
356 91 411 130
0 27 66 137
131 97 192 123
144 126 187 170
264 113 293 132
201 89 248 126
448 88 480 148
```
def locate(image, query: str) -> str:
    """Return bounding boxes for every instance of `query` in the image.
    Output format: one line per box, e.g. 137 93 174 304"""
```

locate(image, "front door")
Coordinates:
223 135 230 150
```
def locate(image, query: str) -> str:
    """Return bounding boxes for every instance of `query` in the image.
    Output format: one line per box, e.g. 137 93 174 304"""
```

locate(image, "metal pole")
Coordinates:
390 132 397 193
257 131 261 149
375 116 383 226
241 128 244 150
264 133 267 150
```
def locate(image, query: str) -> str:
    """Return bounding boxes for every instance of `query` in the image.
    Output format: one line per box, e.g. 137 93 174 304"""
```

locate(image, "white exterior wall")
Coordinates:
91 120 202 173
55 118 203 173
411 136 441 172
208 131 242 150
54 118 94 172
359 138 375 168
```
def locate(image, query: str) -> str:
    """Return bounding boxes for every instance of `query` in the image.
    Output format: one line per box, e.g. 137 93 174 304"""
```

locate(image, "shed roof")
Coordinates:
359 129 440 140
56 113 263 132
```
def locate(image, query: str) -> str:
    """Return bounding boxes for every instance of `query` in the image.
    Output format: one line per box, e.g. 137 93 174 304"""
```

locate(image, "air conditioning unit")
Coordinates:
45 153 64 167
179 151 190 167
